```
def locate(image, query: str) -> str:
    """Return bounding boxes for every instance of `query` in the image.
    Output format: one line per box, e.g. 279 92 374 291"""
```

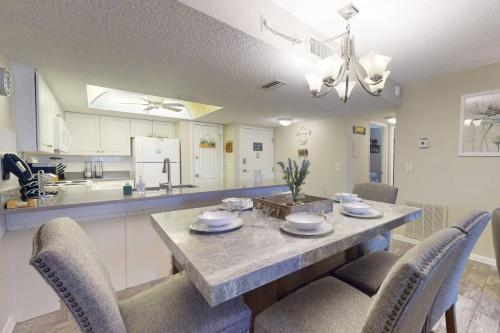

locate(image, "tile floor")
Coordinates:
13 240 500 333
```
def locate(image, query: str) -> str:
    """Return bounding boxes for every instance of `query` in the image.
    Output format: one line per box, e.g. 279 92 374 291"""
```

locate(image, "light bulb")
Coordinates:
463 119 473 126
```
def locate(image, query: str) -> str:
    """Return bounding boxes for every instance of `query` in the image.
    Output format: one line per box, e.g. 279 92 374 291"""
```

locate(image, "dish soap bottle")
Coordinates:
136 177 146 194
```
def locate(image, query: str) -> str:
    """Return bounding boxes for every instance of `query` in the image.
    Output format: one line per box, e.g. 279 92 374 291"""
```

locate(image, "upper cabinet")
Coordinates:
65 113 100 155
65 112 131 156
130 119 175 138
152 121 175 138
12 64 62 153
99 116 131 155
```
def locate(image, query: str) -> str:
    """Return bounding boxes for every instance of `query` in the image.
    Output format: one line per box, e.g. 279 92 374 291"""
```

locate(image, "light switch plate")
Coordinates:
419 138 429 149
406 162 413 172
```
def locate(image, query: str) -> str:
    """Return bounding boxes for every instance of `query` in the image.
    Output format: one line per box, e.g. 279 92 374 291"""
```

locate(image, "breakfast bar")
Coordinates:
151 201 421 314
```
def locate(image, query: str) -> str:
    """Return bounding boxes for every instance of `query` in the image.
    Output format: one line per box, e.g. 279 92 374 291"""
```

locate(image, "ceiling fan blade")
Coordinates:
163 103 185 108
163 106 184 112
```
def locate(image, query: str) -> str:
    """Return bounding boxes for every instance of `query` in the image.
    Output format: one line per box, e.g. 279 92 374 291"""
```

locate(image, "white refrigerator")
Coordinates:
132 137 181 187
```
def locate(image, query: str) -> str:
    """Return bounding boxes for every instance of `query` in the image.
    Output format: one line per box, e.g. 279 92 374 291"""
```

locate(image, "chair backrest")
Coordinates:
361 228 466 333
425 211 492 330
30 217 126 333
492 208 500 276
352 183 398 204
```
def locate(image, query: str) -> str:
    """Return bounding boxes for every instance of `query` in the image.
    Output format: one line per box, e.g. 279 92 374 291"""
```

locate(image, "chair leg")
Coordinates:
445 304 457 333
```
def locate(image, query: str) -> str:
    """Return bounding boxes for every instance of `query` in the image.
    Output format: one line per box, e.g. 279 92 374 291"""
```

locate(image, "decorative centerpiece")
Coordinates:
253 158 333 219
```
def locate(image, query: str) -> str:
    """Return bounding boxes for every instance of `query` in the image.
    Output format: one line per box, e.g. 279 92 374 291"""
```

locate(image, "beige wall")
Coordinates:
0 49 14 331
275 117 371 196
395 61 500 259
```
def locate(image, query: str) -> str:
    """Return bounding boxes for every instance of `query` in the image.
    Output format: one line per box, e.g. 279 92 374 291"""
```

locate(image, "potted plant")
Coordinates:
277 158 311 204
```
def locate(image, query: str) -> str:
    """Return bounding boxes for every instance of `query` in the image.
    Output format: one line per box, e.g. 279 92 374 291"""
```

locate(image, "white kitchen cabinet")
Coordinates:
11 64 62 153
99 116 131 155
153 121 175 138
130 118 153 137
125 214 171 287
65 112 101 155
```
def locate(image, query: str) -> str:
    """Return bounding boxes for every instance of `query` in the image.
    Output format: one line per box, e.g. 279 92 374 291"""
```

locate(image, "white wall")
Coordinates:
395 61 500 259
275 117 371 196
0 49 15 331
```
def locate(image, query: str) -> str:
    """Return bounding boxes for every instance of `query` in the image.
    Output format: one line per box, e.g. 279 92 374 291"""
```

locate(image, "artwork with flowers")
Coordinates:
460 90 500 156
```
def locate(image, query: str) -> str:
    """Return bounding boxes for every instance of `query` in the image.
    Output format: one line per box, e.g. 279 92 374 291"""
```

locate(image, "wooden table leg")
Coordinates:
171 255 182 275
243 281 278 332
345 245 361 261
445 304 457 333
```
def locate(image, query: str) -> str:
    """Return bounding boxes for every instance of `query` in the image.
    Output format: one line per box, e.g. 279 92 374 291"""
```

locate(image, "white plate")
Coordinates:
221 198 253 210
197 211 237 227
341 208 383 218
332 193 362 203
280 221 334 236
189 218 244 233
341 202 371 215
285 212 325 231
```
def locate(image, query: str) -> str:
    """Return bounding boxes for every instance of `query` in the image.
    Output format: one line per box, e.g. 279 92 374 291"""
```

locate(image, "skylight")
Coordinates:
86 85 222 120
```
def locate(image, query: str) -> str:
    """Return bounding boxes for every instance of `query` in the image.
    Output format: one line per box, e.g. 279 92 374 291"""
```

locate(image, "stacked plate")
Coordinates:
332 193 362 203
280 212 334 236
190 211 243 233
221 197 253 211
340 202 383 218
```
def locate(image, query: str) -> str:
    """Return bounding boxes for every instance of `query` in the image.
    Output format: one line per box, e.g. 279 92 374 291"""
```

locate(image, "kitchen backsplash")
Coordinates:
26 155 133 173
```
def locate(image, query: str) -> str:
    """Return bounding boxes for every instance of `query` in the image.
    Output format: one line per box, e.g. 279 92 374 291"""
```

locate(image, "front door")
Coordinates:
239 127 275 182
193 123 223 188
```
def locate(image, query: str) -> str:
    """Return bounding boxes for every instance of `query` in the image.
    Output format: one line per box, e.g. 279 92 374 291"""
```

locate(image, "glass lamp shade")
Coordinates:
463 119 473 126
364 71 390 94
317 54 344 80
472 119 482 127
305 72 323 94
334 79 357 101
359 51 391 80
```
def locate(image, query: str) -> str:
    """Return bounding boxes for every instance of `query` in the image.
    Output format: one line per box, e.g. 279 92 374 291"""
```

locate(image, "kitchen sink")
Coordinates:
142 184 198 191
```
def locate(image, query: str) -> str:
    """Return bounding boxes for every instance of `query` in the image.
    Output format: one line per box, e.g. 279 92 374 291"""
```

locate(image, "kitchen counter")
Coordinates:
1 181 288 231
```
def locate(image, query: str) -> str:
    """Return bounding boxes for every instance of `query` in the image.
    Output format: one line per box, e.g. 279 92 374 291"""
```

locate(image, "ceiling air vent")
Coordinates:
260 80 288 91
309 38 333 59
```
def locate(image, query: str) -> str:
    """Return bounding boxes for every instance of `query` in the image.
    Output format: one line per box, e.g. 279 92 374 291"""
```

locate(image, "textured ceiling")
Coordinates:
0 0 401 127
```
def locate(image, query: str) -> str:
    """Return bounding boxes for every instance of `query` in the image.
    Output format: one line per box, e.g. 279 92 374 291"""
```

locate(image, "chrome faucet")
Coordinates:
161 158 173 191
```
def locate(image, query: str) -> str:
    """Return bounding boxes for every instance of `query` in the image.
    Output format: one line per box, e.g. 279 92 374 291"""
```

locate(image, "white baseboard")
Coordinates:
392 234 497 268
1 316 15 333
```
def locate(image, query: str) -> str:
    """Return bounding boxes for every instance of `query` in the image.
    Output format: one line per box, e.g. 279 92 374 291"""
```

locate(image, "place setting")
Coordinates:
338 194 383 218
189 209 244 233
280 212 334 236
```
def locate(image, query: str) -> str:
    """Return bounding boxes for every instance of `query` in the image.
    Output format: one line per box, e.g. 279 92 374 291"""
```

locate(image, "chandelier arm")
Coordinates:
323 62 347 88
351 56 384 96
312 85 334 98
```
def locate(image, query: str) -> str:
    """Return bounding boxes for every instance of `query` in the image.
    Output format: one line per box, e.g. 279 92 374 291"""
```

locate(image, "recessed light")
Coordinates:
386 116 396 125
278 117 294 126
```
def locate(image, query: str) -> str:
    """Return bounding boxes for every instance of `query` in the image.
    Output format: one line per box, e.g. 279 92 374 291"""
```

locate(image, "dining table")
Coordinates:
151 200 421 322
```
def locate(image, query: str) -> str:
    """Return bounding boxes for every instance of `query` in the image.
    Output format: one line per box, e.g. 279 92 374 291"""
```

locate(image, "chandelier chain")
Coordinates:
262 19 304 44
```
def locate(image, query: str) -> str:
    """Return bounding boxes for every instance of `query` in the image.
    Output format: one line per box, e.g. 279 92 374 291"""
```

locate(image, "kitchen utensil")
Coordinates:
94 161 103 178
341 207 383 218
197 211 237 227
84 161 93 178
341 202 371 215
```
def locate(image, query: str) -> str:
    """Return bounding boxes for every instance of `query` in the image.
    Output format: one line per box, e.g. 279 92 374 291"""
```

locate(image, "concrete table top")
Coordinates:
152 201 421 306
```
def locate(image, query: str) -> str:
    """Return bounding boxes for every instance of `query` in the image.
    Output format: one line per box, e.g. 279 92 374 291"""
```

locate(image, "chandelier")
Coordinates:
263 4 391 103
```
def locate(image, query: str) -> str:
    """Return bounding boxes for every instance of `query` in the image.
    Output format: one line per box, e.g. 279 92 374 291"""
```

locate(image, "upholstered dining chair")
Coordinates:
492 208 500 276
30 217 251 333
333 210 491 333
255 228 466 333
352 182 399 254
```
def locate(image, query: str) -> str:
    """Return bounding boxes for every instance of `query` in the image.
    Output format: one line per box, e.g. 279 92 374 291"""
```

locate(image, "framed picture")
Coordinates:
459 89 500 156
352 126 366 135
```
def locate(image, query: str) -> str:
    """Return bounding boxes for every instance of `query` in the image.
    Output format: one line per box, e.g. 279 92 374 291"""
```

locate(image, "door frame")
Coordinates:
238 126 275 182
192 122 224 186
369 121 389 184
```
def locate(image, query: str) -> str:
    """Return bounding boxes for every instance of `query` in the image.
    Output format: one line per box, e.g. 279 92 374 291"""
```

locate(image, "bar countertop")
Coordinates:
0 180 288 215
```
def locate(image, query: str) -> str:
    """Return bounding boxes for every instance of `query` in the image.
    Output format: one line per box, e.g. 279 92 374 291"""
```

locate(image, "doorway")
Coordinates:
239 127 275 183
193 123 223 188
369 123 388 184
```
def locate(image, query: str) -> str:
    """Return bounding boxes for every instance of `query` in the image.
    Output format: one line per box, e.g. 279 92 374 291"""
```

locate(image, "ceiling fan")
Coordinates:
121 98 185 112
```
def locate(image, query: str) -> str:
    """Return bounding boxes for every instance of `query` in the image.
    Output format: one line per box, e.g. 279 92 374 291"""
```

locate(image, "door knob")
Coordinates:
195 174 199 178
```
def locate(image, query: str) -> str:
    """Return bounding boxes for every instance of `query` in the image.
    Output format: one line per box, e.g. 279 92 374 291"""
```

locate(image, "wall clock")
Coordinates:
0 67 12 97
